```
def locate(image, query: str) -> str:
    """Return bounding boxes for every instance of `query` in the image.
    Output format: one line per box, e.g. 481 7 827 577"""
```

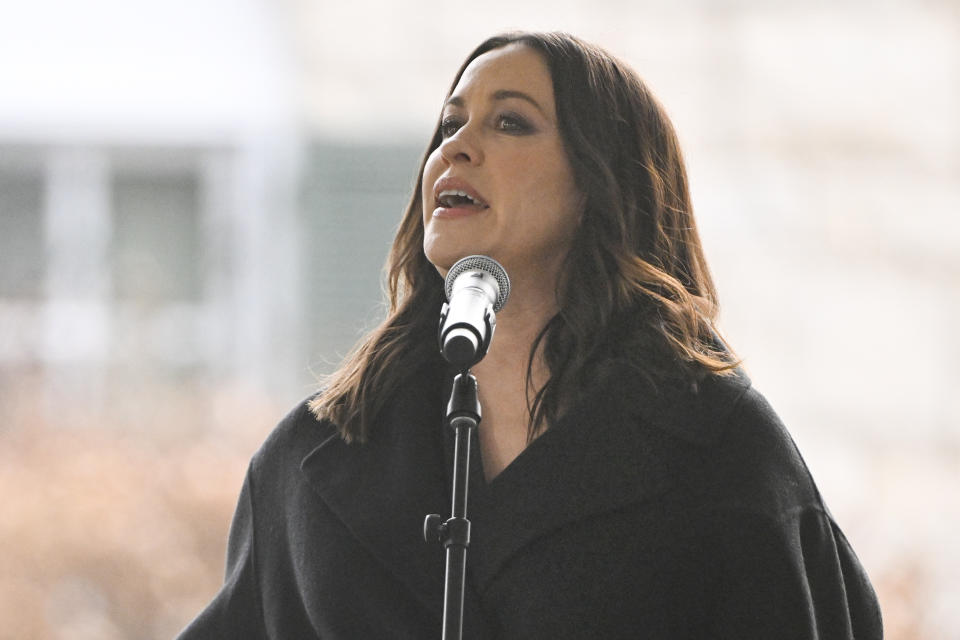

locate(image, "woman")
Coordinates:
179 32 883 639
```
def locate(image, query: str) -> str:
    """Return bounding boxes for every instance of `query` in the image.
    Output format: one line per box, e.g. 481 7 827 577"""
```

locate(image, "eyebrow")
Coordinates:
445 89 548 117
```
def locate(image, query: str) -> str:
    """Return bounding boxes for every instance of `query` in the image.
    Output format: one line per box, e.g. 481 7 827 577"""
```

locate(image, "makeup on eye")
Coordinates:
439 116 463 138
438 111 535 139
495 112 532 134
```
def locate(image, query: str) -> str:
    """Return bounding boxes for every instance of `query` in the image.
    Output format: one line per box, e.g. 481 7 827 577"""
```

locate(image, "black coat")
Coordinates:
178 363 883 639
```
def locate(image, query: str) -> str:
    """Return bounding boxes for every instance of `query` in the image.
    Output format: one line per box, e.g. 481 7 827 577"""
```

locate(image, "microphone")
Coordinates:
439 255 511 368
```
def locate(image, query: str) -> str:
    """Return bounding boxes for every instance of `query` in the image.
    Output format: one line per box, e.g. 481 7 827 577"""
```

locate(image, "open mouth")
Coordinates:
436 189 490 210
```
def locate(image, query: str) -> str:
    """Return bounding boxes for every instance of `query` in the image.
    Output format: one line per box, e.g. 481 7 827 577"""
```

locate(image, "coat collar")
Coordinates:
298 360 751 613
298 367 450 619
464 362 752 590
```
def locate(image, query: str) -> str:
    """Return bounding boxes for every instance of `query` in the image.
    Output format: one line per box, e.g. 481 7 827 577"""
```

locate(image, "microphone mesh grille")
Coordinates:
444 255 511 311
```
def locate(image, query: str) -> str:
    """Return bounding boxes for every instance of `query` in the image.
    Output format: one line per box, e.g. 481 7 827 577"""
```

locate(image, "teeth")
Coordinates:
438 189 483 207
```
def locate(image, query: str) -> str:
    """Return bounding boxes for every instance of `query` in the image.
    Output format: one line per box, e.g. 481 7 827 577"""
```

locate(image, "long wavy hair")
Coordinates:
310 31 738 443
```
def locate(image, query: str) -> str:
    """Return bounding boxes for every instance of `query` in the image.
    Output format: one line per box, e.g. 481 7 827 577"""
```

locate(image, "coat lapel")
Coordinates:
468 363 752 591
298 368 450 616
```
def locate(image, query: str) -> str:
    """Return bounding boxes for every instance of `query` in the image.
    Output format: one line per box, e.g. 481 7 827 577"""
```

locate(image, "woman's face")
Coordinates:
421 44 583 284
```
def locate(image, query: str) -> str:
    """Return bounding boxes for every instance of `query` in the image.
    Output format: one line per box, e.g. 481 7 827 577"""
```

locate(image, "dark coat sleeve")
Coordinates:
695 386 884 639
176 468 268 640
704 505 883 639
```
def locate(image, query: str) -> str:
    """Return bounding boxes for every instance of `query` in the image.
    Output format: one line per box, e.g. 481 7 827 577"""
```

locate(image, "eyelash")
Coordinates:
439 117 461 138
439 113 531 138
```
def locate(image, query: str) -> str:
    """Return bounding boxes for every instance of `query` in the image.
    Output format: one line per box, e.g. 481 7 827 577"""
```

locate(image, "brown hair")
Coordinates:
310 31 738 443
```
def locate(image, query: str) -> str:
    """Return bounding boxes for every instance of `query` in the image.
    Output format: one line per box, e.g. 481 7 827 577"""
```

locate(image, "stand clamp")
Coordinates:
423 514 471 548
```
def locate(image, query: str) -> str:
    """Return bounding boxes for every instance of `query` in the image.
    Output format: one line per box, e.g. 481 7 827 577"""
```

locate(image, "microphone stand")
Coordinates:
423 371 480 640
427 256 506 640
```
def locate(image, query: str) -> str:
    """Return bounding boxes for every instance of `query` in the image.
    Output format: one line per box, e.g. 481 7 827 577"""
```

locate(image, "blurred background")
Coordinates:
0 0 957 638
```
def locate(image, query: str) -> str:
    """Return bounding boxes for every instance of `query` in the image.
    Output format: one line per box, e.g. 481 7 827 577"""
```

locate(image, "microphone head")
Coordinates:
444 255 511 312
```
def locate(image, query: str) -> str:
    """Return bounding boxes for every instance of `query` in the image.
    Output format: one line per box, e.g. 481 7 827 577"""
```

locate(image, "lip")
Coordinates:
431 176 490 219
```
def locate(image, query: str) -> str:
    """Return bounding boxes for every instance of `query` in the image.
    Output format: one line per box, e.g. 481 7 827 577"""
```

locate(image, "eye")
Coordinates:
496 113 531 134
439 116 463 139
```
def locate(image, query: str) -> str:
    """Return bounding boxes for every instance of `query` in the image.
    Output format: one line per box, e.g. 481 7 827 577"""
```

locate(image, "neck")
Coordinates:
465 267 561 478
470 268 559 386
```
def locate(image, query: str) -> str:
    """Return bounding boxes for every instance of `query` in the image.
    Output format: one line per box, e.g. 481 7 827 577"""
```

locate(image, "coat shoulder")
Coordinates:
248 394 337 483
710 383 823 512
617 364 825 518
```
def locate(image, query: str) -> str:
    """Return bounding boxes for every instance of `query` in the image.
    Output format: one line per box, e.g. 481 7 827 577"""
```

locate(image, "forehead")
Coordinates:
451 44 555 108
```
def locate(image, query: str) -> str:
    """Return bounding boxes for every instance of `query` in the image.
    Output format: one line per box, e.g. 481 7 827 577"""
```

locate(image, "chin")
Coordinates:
424 241 486 276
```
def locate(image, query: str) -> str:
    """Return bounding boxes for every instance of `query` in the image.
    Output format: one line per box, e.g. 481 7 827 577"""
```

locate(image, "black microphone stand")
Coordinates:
423 371 479 640
426 258 506 640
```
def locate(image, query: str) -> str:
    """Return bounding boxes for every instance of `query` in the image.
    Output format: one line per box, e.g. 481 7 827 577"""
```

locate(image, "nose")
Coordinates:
438 124 483 166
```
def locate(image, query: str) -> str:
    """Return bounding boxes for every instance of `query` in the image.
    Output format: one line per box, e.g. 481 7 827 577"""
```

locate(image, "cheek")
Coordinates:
527 164 581 234
421 151 442 219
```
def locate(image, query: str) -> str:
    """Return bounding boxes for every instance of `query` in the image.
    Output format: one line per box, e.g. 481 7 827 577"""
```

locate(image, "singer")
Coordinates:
179 32 883 639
